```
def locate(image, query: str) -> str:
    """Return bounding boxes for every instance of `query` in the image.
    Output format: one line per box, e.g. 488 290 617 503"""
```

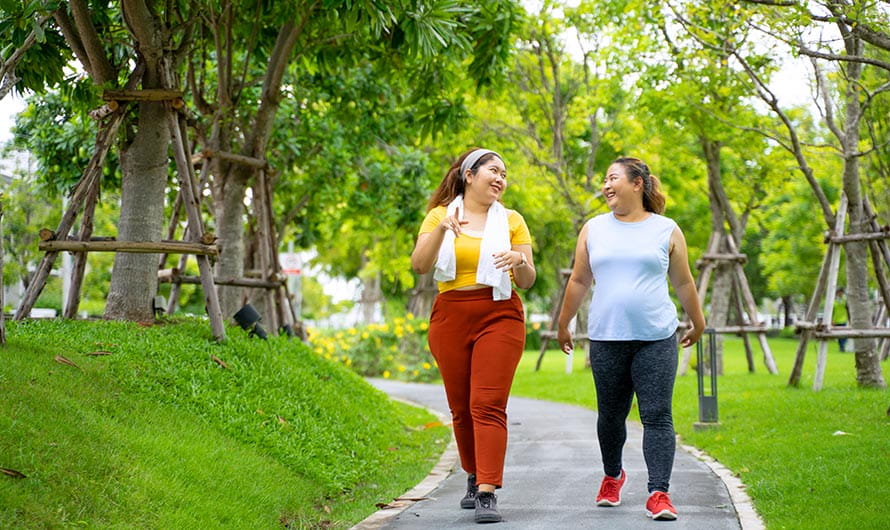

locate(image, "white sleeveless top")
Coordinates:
585 212 679 340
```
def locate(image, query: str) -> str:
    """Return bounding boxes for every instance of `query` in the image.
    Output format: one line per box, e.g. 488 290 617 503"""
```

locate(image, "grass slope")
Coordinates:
1 319 449 528
512 337 889 530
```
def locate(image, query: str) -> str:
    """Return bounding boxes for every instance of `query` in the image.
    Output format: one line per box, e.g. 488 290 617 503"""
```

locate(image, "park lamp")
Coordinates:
694 328 719 430
152 295 167 318
233 303 268 340
279 324 296 339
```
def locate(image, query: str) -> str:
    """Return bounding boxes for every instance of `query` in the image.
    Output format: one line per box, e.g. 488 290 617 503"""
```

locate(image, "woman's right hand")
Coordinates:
557 325 573 356
439 206 466 237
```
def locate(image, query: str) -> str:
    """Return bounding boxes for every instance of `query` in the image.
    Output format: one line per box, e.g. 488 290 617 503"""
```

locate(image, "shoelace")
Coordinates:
478 493 493 508
650 492 673 510
601 477 620 498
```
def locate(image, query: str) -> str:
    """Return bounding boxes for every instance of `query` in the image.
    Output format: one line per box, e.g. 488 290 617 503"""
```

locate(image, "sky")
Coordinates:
0 93 24 143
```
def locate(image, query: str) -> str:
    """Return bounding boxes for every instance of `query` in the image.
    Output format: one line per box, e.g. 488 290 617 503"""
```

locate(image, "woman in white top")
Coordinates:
557 156 705 521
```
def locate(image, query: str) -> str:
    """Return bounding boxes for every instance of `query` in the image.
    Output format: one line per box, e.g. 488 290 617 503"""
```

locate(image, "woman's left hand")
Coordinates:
679 326 703 348
493 250 522 271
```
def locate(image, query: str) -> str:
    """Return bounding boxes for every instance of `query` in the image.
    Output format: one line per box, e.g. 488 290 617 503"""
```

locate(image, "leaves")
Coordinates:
0 467 27 479
53 355 80 369
210 355 228 369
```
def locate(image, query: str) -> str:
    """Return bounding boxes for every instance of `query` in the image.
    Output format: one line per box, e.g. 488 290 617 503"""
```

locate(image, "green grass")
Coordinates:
0 318 449 528
511 337 889 530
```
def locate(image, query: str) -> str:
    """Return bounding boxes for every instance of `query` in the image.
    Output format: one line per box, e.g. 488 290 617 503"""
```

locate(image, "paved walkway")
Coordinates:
355 380 762 529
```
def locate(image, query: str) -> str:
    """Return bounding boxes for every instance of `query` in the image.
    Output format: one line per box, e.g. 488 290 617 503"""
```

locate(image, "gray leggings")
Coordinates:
588 335 677 493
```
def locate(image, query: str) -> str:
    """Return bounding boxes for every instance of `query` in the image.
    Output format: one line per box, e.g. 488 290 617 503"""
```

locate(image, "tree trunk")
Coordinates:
703 139 731 367
838 35 886 388
407 272 437 319
782 294 794 326
359 272 382 325
214 174 248 319
105 100 169 321
104 2 172 322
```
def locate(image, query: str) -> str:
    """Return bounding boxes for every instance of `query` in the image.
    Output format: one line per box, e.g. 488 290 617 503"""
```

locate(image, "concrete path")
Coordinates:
356 379 760 530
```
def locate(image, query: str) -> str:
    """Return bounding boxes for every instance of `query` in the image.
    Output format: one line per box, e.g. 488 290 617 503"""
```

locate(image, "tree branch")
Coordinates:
68 0 117 83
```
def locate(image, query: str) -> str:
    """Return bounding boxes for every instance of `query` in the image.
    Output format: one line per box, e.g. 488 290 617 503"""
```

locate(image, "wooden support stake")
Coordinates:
103 88 183 101
166 106 226 341
201 149 266 169
732 274 756 373
828 231 890 244
813 196 848 391
158 272 284 288
725 234 778 374
39 240 218 255
63 176 101 318
15 108 128 321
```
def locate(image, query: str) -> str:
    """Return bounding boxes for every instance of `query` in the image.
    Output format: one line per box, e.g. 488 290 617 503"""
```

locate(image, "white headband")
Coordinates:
460 149 502 180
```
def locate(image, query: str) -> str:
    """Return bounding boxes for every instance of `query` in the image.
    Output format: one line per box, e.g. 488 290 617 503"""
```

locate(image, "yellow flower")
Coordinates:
423 362 432 370
345 358 352 366
348 327 358 335
397 364 406 372
406 312 415 320
383 370 391 379
390 345 398 352
361 332 370 339
420 322 429 330
412 370 419 377
532 322 541 330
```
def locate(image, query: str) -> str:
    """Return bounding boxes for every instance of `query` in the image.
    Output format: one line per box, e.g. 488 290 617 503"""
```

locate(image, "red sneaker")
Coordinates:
595 469 626 506
646 491 678 520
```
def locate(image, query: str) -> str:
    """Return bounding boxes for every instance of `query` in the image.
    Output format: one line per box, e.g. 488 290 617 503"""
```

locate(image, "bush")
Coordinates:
309 314 439 382
525 320 544 351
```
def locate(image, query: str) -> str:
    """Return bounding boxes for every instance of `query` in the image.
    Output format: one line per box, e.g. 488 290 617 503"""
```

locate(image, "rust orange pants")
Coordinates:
428 288 525 488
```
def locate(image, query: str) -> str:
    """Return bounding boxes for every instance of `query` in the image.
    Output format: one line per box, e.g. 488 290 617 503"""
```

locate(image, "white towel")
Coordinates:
434 196 513 301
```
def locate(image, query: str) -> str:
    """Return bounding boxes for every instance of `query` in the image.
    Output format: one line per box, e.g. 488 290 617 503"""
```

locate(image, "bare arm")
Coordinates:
557 224 593 355
668 226 706 347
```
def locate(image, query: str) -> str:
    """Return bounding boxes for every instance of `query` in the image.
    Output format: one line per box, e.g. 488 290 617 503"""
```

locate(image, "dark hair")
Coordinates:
426 148 503 211
612 156 666 214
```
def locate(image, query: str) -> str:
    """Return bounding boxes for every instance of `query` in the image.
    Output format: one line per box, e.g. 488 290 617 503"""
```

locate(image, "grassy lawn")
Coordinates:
511 336 889 530
0 319 449 529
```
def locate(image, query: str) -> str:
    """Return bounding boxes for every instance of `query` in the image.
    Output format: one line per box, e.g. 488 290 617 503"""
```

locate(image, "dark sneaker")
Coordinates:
460 473 478 509
474 491 501 523
646 491 678 520
596 469 626 506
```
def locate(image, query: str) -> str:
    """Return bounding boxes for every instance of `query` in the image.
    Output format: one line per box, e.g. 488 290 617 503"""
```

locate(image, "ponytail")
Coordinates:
612 156 666 214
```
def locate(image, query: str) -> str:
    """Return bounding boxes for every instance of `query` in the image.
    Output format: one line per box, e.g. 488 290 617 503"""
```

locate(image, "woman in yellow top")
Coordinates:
411 148 535 523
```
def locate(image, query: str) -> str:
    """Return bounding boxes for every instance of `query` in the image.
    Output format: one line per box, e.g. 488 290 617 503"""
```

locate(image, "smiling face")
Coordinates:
602 162 643 213
465 155 507 204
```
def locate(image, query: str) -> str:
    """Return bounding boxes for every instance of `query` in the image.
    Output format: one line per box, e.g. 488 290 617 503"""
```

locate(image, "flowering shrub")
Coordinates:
307 314 439 382
525 320 543 350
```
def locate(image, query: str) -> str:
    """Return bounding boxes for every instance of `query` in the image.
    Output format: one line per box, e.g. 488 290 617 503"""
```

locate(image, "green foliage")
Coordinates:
0 173 58 288
309 315 439 382
11 85 121 194
0 318 449 528
513 337 890 530
0 2 70 91
524 320 543 351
